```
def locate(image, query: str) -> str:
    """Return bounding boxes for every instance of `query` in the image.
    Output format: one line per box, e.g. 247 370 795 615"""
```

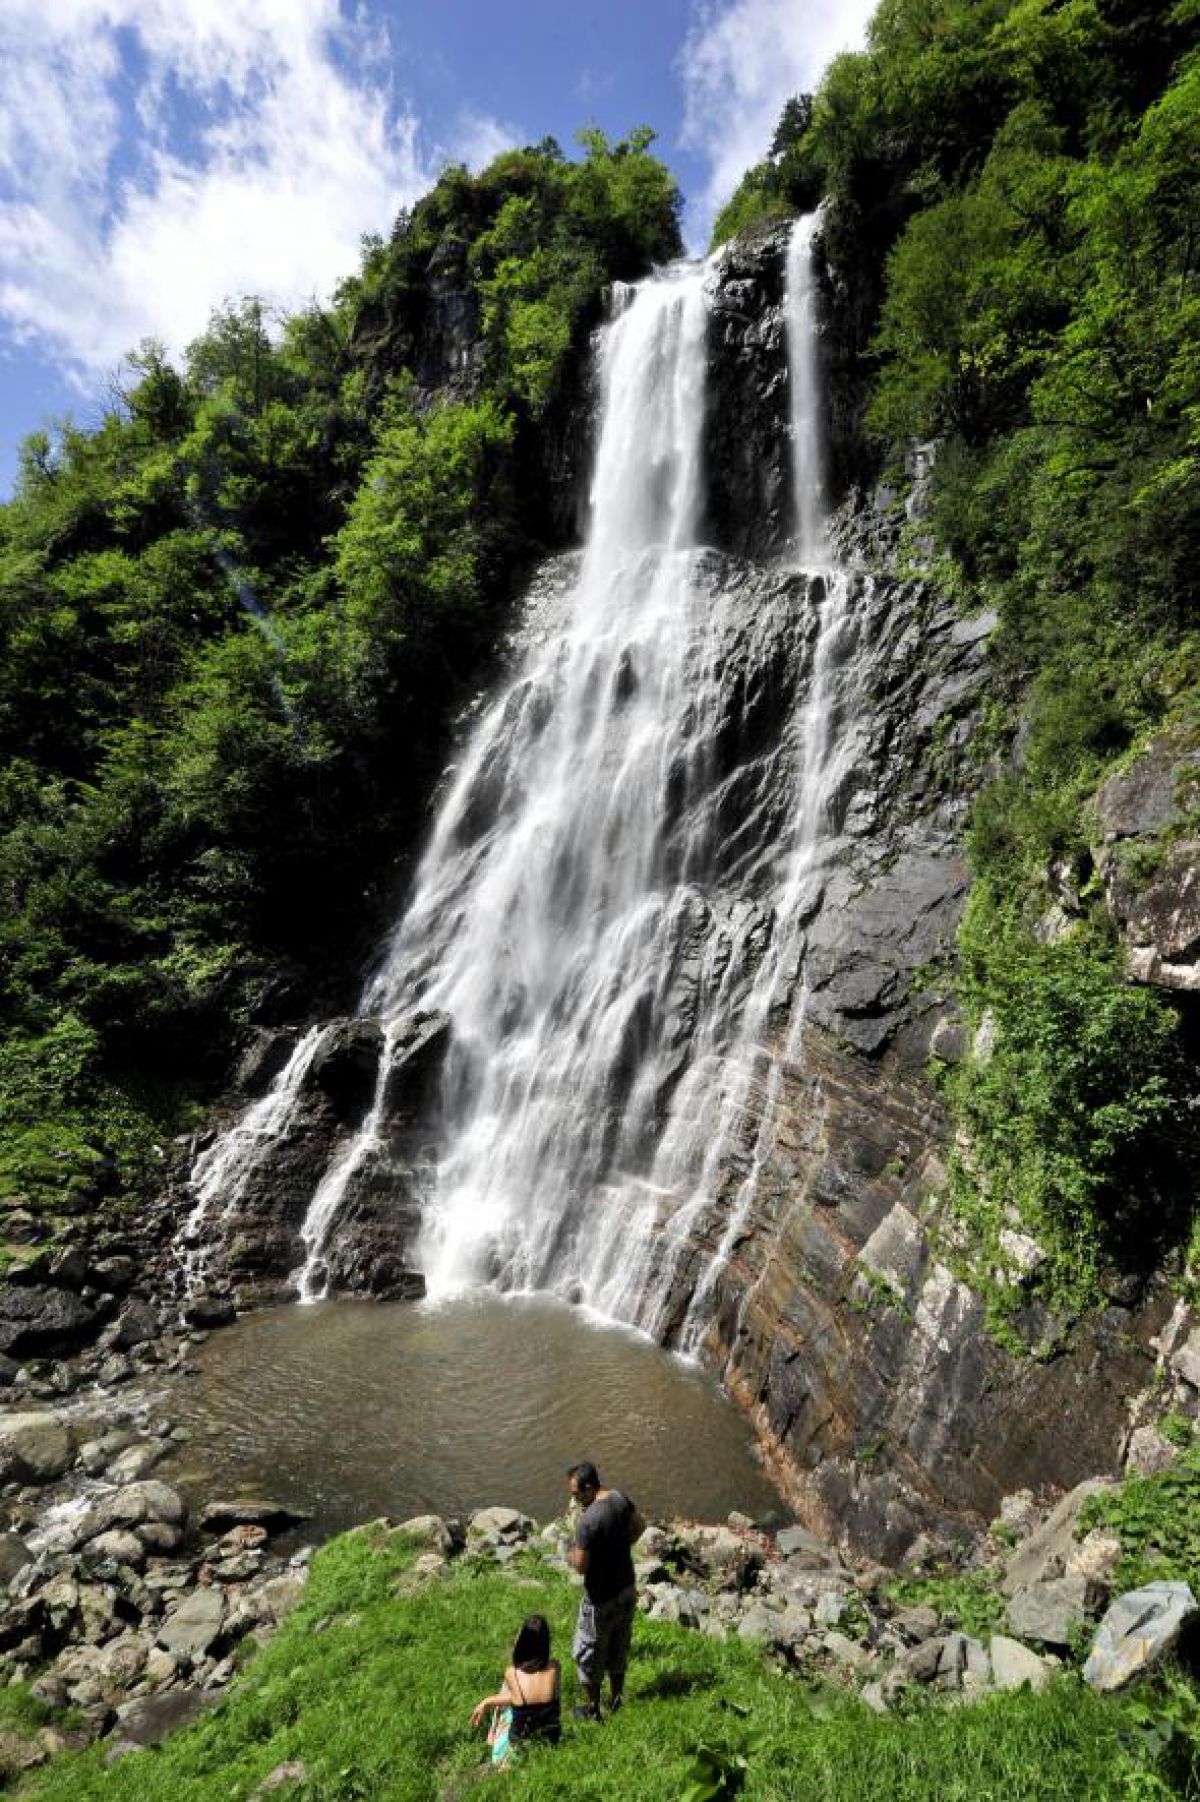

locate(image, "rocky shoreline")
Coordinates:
0 1350 1196 1782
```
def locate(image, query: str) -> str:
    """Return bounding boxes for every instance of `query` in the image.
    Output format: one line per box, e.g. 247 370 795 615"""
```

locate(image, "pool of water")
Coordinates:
161 1294 785 1539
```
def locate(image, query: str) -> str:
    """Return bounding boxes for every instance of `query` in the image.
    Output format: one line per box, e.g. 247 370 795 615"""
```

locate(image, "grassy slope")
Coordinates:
22 1529 1193 1802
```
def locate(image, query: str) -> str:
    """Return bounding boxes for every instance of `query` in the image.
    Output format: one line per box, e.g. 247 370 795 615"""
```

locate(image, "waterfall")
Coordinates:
183 213 857 1347
368 261 714 1299
787 212 829 567
181 1024 328 1290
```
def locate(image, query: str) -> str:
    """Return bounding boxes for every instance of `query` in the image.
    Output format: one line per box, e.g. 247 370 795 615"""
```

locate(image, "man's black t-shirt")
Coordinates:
576 1490 636 1604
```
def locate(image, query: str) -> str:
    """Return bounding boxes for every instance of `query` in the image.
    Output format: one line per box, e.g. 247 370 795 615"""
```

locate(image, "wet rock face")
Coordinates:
703 223 793 561
193 1012 448 1306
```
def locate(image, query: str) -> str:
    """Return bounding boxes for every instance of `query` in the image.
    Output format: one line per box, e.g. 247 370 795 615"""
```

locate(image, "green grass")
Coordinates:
20 1528 1200 1802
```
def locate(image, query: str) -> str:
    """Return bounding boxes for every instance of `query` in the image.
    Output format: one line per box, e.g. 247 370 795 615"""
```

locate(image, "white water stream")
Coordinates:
185 214 859 1345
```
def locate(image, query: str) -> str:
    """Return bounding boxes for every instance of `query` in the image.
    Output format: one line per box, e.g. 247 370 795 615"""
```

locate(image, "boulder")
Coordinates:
897 1632 985 1691
674 1524 762 1589
0 1286 97 1356
1172 1335 1200 1391
736 1604 777 1645
1065 1531 1122 1589
87 1531 146 1569
1005 1577 1095 1647
0 1412 75 1484
394 1515 459 1558
157 1587 225 1660
776 1524 841 1566
0 1533 33 1586
106 1441 168 1483
822 1629 873 1672
199 1499 310 1535
114 1688 211 1747
309 1020 385 1122
467 1506 534 1545
48 1249 89 1290
989 1635 1053 1692
91 1257 135 1295
77 1480 187 1547
1125 1426 1181 1478
256 1573 306 1624
887 1605 940 1645
183 1296 236 1330
112 1301 160 1349
77 1430 137 1477
1083 1582 1199 1692
1002 1480 1114 1595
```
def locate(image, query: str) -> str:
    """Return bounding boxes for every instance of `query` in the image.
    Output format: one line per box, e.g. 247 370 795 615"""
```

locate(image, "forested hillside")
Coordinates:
721 0 1200 1326
0 132 680 1241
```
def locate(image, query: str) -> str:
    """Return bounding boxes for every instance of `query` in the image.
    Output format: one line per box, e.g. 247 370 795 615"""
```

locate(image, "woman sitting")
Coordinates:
469 1613 562 1768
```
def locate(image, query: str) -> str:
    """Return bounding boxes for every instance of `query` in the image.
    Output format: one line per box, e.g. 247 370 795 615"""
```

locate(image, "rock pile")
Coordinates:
377 1480 1198 1715
0 1451 310 1769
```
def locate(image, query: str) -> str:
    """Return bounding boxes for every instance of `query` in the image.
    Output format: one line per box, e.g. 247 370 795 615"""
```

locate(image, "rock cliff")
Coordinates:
174 219 1191 1562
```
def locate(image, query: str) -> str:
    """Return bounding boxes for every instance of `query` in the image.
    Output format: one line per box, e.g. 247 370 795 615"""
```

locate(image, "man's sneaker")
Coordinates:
608 1694 623 1715
572 1704 603 1722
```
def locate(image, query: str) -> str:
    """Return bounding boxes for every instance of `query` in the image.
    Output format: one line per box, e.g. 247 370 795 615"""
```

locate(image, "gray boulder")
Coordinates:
1083 1582 1199 1692
394 1515 459 1557
1005 1576 1095 1647
467 1506 534 1545
0 1532 33 1585
112 1301 160 1349
989 1634 1053 1692
198 1498 309 1535
1003 1480 1113 1595
775 1524 840 1566
0 1411 76 1484
157 1587 225 1660
77 1480 187 1548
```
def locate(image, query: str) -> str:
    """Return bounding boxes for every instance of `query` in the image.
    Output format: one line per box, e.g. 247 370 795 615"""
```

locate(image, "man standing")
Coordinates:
566 1460 645 1721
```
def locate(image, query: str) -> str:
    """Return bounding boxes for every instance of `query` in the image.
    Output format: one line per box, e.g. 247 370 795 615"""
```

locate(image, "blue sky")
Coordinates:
0 0 875 496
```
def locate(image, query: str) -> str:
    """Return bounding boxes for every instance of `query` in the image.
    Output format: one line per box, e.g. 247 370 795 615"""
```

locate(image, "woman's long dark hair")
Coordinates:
512 1614 551 1673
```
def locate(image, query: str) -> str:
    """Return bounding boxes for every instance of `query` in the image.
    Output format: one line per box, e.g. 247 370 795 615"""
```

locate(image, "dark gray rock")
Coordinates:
198 1499 310 1535
91 1258 135 1295
0 1285 97 1356
115 1687 212 1745
183 1295 236 1330
113 1300 160 1349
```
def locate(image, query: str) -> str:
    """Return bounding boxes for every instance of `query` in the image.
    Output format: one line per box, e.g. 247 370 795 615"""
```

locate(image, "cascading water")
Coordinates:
363 262 716 1299
182 1024 328 1291
184 213 861 1347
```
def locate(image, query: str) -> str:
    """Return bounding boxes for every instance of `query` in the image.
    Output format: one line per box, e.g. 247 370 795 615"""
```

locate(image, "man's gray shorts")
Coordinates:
573 1586 636 1693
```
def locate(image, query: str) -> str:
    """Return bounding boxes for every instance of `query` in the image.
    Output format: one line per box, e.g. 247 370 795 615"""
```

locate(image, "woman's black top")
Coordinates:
509 1672 561 1745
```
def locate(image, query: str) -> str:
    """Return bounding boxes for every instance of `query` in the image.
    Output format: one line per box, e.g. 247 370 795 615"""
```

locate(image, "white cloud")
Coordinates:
0 0 514 381
679 0 878 239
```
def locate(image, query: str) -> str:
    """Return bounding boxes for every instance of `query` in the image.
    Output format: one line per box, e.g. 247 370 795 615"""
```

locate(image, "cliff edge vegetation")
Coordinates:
0 131 680 1252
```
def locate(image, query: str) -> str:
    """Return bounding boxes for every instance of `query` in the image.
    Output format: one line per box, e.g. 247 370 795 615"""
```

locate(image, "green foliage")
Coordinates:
944 899 1182 1317
886 1570 1007 1641
1082 1440 1200 1593
0 129 680 1221
24 1531 1198 1801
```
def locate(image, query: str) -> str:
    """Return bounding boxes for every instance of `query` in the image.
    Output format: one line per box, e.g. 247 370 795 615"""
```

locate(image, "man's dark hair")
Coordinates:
568 1460 600 1492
